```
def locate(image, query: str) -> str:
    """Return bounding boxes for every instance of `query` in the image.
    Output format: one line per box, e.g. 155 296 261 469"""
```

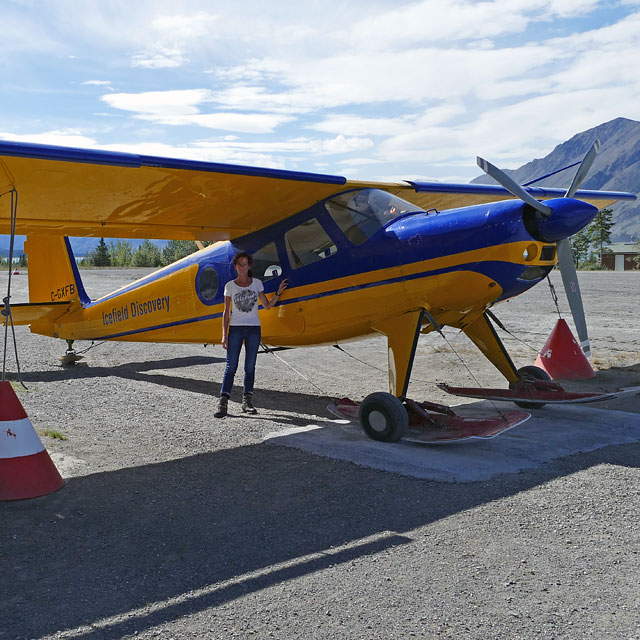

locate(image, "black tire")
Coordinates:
510 365 552 409
359 392 408 442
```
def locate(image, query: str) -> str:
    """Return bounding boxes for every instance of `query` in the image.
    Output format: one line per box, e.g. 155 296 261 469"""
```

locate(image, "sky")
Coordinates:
1 0 640 184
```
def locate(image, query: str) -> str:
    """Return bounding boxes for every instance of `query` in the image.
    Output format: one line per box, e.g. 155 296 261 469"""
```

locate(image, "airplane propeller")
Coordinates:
477 139 602 357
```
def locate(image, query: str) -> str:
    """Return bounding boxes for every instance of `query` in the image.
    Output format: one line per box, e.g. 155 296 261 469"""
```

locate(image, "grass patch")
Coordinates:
42 429 67 441
8 380 29 394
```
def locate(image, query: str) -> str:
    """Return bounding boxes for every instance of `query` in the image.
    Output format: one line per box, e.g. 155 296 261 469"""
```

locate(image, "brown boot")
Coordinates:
214 395 228 418
242 393 257 414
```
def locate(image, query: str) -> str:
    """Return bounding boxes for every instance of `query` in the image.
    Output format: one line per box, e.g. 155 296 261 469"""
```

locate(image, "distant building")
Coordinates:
601 243 639 271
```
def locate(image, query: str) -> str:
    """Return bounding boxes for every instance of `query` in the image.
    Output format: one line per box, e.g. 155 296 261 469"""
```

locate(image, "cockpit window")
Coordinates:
325 188 423 246
285 217 338 269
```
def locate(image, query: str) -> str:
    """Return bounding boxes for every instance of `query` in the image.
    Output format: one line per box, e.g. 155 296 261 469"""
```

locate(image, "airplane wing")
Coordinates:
0 141 635 241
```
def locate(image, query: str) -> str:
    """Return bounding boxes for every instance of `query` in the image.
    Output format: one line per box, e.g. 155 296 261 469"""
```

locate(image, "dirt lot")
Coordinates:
1 269 639 639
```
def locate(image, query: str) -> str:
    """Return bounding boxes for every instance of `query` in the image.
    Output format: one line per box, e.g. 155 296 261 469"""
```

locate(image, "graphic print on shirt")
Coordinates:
234 289 258 313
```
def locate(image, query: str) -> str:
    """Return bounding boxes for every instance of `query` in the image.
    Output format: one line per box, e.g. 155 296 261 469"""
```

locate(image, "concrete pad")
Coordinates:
264 402 640 482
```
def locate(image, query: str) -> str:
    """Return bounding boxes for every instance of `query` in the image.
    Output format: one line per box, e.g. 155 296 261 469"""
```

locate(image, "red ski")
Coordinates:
328 397 530 444
438 382 640 405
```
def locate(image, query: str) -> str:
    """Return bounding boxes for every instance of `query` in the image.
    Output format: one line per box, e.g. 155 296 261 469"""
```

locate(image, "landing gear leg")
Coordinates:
462 312 520 384
356 308 425 442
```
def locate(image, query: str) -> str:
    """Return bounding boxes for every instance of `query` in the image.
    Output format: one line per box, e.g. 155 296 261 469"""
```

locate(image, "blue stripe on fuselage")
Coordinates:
91 259 542 340
87 196 541 338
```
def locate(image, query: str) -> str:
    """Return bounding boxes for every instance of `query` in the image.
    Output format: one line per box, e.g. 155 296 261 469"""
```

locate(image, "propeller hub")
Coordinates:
533 198 598 242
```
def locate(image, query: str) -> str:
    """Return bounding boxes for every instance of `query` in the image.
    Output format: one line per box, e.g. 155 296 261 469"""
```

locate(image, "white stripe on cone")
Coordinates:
1 417 46 458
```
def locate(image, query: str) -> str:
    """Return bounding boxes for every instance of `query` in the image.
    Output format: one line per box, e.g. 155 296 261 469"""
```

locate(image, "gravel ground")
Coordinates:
1 269 639 639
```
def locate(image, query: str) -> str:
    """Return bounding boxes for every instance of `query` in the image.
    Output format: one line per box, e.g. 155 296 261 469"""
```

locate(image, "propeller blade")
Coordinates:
565 139 601 198
477 157 552 217
556 238 591 356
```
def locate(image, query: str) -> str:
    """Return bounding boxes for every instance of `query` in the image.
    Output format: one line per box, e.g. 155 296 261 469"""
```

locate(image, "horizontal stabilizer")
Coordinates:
4 302 70 326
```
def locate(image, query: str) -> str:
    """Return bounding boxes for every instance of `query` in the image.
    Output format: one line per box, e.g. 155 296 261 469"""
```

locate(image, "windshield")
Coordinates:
325 188 424 246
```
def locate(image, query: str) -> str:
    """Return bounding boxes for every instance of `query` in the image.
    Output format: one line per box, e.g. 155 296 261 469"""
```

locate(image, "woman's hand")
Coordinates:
221 337 228 350
277 279 289 296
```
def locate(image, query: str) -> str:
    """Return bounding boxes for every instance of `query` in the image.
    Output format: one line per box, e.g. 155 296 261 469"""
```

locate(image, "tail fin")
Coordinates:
24 236 89 305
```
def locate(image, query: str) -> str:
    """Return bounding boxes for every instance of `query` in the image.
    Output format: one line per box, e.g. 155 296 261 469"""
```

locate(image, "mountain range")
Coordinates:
2 117 639 256
471 117 640 243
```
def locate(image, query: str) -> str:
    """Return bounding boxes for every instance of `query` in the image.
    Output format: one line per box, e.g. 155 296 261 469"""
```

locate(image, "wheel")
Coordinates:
510 365 552 409
359 392 408 442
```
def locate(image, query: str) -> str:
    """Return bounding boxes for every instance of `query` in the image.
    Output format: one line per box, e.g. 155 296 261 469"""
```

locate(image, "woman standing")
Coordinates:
215 251 288 418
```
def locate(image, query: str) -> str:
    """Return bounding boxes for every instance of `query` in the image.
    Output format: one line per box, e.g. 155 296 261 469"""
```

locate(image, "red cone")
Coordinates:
0 381 64 500
534 319 596 380
13 269 19 275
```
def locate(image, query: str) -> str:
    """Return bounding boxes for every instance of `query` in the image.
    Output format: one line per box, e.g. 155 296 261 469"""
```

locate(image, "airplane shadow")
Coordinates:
14 354 340 417
2 439 638 639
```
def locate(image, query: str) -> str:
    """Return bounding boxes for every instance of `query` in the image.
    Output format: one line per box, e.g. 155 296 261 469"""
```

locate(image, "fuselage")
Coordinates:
47 188 597 346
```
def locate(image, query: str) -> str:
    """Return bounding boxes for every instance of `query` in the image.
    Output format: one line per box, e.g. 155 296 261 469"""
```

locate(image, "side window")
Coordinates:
285 217 338 269
196 265 219 302
251 242 282 282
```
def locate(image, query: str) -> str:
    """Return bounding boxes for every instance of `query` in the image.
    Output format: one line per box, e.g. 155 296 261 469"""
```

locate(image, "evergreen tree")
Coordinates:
18 253 28 268
587 208 614 266
92 238 111 267
162 240 198 265
133 239 163 267
570 228 591 268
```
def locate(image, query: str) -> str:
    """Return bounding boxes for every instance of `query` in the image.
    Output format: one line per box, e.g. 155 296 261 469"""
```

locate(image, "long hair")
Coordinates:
232 251 253 278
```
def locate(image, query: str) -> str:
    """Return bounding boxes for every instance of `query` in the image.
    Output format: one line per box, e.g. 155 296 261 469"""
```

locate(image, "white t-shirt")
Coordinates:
224 278 264 326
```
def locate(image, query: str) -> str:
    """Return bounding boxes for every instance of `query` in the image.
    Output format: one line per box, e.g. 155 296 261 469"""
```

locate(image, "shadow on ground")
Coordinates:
1 438 638 639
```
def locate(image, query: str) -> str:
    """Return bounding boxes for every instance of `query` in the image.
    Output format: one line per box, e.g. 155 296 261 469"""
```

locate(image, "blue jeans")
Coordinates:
221 325 261 397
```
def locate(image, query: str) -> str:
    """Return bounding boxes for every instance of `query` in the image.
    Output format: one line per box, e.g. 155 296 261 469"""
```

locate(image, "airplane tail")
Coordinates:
24 236 89 305
6 236 90 330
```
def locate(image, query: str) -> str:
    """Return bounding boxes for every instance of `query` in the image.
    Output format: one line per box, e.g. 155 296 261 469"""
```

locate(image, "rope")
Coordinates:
74 340 109 355
486 309 540 354
334 337 506 419
546 275 562 318
1 189 27 388
260 342 327 395
432 329 507 419
333 343 450 389
332 344 387 374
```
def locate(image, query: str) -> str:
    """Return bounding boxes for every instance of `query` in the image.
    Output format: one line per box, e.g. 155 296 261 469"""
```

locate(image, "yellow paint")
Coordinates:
462 313 520 383
371 310 424 397
1 150 617 241
11 231 554 392
16 238 547 349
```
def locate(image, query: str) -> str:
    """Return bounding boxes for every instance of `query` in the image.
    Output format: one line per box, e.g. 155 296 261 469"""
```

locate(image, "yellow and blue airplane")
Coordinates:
0 139 636 441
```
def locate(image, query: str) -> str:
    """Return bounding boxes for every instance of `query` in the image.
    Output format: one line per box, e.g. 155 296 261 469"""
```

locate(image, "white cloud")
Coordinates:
93 134 372 169
350 0 602 48
102 90 209 115
0 130 98 148
150 12 219 39
101 89 294 133
131 47 188 69
312 115 414 137
138 112 293 134
1 0 638 183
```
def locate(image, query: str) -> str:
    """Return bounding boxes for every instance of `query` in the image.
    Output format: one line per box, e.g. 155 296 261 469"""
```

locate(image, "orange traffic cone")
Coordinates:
534 319 595 380
0 381 64 500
